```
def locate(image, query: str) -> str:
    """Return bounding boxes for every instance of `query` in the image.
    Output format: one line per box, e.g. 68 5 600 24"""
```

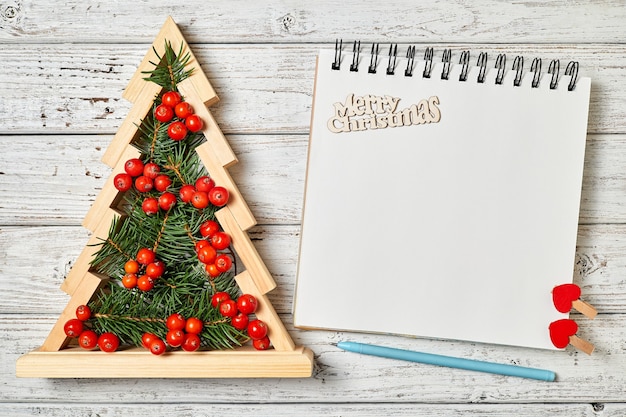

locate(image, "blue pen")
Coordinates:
336 341 556 382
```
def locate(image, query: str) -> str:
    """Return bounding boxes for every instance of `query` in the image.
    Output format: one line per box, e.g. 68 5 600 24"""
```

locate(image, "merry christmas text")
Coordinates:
327 94 441 133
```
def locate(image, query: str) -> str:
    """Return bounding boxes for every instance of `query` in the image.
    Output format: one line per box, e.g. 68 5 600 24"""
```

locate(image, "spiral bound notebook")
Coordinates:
294 43 591 350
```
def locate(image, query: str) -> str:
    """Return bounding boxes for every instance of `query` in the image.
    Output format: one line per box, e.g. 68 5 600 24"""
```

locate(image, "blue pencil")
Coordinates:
335 341 556 382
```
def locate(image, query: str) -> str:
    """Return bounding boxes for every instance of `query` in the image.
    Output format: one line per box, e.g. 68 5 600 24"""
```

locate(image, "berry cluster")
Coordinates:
138 293 269 355
155 91 204 141
196 219 233 277
141 314 204 355
113 157 230 215
181 175 230 210
64 305 121 353
113 158 177 216
86 82 268 354
122 247 164 292
63 293 269 353
211 292 271 350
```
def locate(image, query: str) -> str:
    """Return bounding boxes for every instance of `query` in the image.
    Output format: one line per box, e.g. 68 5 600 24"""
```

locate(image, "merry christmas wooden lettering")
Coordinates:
327 94 441 133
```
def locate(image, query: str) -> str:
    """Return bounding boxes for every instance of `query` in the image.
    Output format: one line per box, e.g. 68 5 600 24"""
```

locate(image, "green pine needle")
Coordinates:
83 39 248 351
142 41 194 90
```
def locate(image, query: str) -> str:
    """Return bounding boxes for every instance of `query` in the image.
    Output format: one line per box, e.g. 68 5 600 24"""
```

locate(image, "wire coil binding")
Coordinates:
477 52 488 83
331 40 581 90
459 50 470 82
423 47 434 79
405 46 416 77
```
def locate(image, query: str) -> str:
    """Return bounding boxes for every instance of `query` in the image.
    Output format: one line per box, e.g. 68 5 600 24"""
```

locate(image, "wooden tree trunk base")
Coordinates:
17 345 314 378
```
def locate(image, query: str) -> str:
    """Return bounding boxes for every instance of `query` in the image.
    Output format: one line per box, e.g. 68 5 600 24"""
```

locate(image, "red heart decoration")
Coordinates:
549 319 578 349
552 283 581 313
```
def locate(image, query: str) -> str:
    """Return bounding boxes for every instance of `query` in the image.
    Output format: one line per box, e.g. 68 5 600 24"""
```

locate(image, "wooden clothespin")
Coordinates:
549 319 594 355
552 283 597 319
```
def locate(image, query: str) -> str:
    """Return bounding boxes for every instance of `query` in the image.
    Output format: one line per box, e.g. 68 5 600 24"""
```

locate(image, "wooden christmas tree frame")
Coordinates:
16 16 314 378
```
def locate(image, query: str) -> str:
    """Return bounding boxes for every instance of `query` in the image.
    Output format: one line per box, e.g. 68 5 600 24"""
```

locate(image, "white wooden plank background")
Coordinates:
1 1 625 415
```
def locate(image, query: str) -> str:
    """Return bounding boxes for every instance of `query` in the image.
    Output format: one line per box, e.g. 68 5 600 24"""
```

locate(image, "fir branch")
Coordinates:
90 215 138 276
87 38 244 351
94 312 233 328
90 281 246 349
150 120 162 158
133 107 172 162
153 210 170 252
94 313 165 324
106 236 131 259
184 224 197 244
164 155 187 185
153 133 207 184
142 41 194 90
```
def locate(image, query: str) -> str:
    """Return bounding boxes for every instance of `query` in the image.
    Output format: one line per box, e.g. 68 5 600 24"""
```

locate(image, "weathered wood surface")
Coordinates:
1 134 625 225
1 0 625 414
1 224 626 315
0 44 624 134
0 403 619 417
3 316 626 402
0 1 624 44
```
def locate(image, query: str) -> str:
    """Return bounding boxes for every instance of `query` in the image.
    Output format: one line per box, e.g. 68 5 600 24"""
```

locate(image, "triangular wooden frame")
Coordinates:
16 16 314 378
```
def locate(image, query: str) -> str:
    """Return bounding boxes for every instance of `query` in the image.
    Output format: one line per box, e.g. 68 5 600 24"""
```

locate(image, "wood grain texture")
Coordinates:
0 45 624 134
0 1 625 44
3 316 626 402
0 134 624 226
0 403 619 417
2 224 626 315
17 345 314 378
235 270 296 351
1 0 624 413
40 271 107 351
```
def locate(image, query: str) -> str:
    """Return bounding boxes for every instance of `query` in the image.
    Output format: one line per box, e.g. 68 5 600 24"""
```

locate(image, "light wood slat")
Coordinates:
0 134 622 226
123 16 217 107
17 345 313 378
0 134 303 226
40 272 108 351
196 141 256 231
178 82 238 168
60 208 120 295
83 144 140 231
102 17 220 167
0 1 624 44
1 224 626 314
4 315 626 402
216 206 276 293
0 402 618 417
0 45 623 134
100 82 161 168
236 270 296 351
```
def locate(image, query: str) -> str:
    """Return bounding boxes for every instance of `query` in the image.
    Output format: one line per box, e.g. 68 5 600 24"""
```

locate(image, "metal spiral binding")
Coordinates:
350 41 360 72
332 39 342 70
459 50 471 82
548 59 560 89
531 58 542 88
495 54 507 85
441 49 452 80
350 41 361 72
565 61 579 91
405 46 416 77
329 40 581 90
512 56 524 87
423 47 434 78
387 44 398 75
477 52 488 83
368 43 379 74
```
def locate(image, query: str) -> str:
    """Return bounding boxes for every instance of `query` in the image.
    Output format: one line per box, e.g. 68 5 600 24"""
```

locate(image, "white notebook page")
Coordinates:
294 49 591 350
